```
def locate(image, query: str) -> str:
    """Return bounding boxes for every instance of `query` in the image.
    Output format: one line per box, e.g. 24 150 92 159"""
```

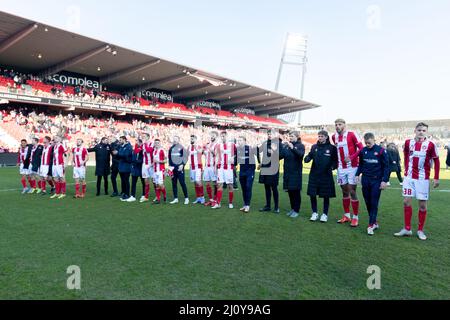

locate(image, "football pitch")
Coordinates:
0 166 449 300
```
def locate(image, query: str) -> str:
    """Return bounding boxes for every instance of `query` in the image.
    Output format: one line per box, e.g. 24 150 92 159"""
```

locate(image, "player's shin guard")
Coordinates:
41 180 46 192
27 176 33 188
206 184 213 200
343 197 351 215
404 206 413 231
75 183 80 196
198 185 204 198
21 177 27 188
82 184 86 195
418 209 427 232
61 182 66 194
351 199 359 216
229 191 234 204
162 187 166 200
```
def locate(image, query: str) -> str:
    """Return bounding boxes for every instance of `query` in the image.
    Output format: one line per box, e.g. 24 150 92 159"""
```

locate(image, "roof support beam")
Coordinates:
256 103 312 116
100 59 161 83
252 101 299 112
128 73 189 94
173 82 213 97
220 92 274 107
0 23 38 54
39 44 110 77
184 86 251 104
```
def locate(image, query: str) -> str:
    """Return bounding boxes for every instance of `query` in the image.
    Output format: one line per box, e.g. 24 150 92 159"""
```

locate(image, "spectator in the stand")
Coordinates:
387 143 403 185
88 137 111 196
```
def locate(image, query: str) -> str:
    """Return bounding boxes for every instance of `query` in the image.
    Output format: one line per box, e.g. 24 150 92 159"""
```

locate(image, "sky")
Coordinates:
1 0 449 125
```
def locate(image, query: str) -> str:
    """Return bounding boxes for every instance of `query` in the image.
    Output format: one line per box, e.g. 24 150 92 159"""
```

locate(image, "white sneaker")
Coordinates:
170 199 179 204
211 204 221 209
184 198 189 205
192 198 201 204
373 223 380 230
386 182 391 186
229 204 234 209
140 195 146 201
394 229 413 237
417 231 427 241
310 212 319 222
290 212 299 218
320 214 328 223
399 182 403 186
126 196 136 202
367 227 374 236
22 187 29 194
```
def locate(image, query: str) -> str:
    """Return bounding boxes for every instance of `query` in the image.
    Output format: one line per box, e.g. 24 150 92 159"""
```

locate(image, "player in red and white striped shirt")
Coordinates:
17 139 32 194
152 139 167 204
72 139 89 199
39 136 54 195
332 119 364 227
203 131 219 206
50 136 68 199
189 135 205 204
212 131 237 209
395 122 440 241
140 133 154 203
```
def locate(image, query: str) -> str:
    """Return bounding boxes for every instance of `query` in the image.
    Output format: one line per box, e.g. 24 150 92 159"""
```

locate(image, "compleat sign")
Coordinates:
141 88 173 102
49 71 101 89
195 100 221 110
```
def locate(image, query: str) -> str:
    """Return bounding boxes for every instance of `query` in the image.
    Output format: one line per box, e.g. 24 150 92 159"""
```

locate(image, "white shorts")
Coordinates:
39 165 50 178
402 177 430 201
217 168 234 185
73 167 86 180
190 168 203 183
142 164 153 179
337 167 358 186
153 171 165 185
19 164 30 175
203 167 217 182
52 165 65 179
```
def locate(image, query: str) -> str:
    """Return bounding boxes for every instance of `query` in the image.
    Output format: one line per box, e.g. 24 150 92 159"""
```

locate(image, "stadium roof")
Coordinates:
0 11 320 117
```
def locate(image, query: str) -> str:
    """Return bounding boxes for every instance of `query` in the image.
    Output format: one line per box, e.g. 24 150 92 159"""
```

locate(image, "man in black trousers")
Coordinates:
109 136 121 197
88 137 111 196
113 136 133 201
237 136 257 213
258 130 281 214
168 135 189 205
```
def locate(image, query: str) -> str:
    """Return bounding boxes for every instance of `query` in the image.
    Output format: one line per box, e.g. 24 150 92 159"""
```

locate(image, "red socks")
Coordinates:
49 180 54 188
156 187 161 201
404 206 413 231
41 181 46 192
145 184 150 198
351 200 359 216
21 177 27 188
195 185 204 198
161 187 166 199
55 182 61 195
206 184 213 200
82 184 86 195
343 198 351 214
418 209 427 232
229 192 234 204
215 190 223 204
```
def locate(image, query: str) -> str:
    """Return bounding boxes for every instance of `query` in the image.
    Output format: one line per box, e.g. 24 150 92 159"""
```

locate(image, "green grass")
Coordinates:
0 165 449 300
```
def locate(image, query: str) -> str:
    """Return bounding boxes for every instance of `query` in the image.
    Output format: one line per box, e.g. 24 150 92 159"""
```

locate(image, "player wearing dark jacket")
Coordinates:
387 143 403 183
88 137 111 196
304 131 338 223
355 133 390 235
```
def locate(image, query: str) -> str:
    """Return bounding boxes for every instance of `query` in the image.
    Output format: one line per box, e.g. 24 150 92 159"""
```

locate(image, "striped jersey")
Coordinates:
403 138 439 180
72 147 88 168
332 131 363 169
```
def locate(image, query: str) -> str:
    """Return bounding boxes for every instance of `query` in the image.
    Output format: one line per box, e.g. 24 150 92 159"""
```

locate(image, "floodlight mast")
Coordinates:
274 33 308 125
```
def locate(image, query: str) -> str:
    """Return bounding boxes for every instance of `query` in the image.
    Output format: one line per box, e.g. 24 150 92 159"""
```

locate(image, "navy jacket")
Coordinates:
237 145 257 176
356 144 390 183
131 146 143 177
117 142 133 173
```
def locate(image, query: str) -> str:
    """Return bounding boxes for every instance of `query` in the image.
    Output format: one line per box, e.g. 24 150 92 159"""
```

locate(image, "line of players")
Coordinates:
17 119 441 240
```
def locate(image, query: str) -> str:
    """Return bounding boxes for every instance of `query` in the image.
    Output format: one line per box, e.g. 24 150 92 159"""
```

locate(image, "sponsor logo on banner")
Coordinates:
141 89 173 102
195 100 221 109
50 71 100 89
